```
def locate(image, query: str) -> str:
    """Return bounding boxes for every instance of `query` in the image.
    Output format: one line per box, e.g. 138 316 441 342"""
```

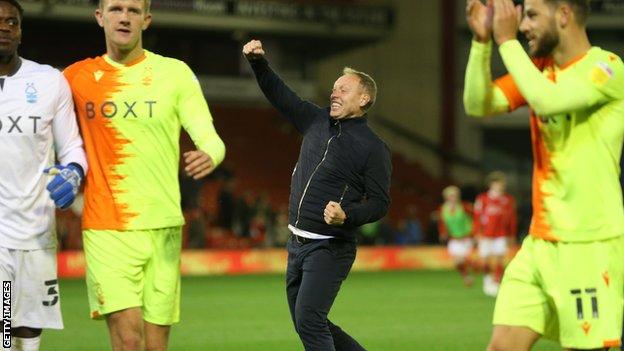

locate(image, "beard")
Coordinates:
529 24 559 58
0 47 17 62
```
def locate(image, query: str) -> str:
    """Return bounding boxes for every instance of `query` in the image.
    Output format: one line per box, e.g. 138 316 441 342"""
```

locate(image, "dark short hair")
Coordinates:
0 0 24 19
544 0 590 24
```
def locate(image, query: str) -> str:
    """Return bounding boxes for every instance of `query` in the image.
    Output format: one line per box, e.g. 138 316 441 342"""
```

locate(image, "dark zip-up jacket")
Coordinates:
249 57 392 242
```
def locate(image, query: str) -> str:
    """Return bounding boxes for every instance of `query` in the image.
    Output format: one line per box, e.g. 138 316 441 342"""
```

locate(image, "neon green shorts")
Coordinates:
493 235 624 349
83 227 182 325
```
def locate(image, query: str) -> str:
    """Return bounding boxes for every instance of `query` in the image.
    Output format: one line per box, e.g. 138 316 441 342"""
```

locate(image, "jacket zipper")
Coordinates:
295 121 342 227
339 184 349 205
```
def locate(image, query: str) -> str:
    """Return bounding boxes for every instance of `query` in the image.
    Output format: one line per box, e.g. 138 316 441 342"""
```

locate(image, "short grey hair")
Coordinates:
343 67 377 112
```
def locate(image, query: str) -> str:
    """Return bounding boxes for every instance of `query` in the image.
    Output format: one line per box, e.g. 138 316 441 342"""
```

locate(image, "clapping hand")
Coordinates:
466 0 493 43
492 0 523 46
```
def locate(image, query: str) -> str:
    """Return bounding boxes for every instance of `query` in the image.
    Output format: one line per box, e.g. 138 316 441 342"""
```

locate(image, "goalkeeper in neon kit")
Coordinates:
0 1 87 350
63 0 226 350
464 0 624 349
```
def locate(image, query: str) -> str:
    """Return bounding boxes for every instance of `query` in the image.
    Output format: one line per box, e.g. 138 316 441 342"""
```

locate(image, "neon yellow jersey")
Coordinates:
64 51 225 230
494 43 624 242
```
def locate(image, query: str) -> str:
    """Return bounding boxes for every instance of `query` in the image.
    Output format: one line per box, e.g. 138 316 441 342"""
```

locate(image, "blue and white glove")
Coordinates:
44 163 84 210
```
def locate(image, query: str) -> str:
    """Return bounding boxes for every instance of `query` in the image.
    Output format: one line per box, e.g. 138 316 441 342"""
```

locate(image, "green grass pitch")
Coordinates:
41 271 560 350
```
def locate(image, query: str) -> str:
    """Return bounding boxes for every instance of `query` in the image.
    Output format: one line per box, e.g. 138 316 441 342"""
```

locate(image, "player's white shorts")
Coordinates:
478 237 508 258
0 247 63 329
447 237 473 259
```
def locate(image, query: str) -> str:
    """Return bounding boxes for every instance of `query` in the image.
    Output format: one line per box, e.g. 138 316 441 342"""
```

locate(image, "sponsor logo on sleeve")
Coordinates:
590 62 614 86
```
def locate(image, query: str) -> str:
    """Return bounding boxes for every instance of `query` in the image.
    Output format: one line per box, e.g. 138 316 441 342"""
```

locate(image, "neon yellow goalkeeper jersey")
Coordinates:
64 51 225 230
494 45 624 242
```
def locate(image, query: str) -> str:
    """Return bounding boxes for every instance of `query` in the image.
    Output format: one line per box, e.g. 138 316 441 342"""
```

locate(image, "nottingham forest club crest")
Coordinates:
25 83 38 104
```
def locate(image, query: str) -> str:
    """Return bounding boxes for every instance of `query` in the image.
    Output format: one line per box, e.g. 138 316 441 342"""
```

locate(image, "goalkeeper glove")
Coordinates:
44 163 84 210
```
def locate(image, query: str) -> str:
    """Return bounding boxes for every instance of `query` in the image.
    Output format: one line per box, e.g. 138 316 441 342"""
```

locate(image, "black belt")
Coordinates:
292 234 320 244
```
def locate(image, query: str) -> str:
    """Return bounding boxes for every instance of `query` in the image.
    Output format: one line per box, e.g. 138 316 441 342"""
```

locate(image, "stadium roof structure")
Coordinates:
21 0 394 40
454 0 624 29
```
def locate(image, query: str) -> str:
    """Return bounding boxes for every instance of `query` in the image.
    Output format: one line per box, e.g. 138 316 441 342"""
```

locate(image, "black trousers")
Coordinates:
286 236 366 351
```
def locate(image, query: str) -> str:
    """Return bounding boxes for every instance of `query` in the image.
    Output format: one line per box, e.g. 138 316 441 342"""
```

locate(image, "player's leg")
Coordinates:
0 247 15 351
327 319 366 351
478 238 495 295
491 237 509 285
11 328 41 351
488 325 541 351
83 229 150 351
12 248 63 351
491 255 505 284
554 236 624 350
142 227 182 351
286 236 304 330
488 236 551 351
476 238 488 275
144 322 170 351
106 308 144 351
449 238 473 286
294 239 360 351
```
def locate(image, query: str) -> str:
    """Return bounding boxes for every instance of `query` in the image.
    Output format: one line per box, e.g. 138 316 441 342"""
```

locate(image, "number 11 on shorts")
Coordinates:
570 288 599 320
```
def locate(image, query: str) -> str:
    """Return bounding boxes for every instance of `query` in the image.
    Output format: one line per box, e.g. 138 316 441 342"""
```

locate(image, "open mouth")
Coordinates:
331 101 341 109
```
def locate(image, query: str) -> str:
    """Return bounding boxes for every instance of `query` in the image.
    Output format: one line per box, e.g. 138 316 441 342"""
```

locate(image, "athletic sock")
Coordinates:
12 336 41 351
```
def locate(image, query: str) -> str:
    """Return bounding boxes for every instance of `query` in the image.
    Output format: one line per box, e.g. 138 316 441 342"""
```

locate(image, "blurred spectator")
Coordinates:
357 217 394 245
217 177 236 230
185 208 207 248
233 190 255 237
269 206 291 247
377 217 395 244
180 172 206 209
249 215 267 244
358 221 380 245
251 192 275 245
395 204 424 245
180 174 209 248
426 210 441 244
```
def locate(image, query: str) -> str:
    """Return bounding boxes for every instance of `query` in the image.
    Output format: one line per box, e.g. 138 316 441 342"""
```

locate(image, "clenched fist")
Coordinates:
324 201 346 226
242 40 266 60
